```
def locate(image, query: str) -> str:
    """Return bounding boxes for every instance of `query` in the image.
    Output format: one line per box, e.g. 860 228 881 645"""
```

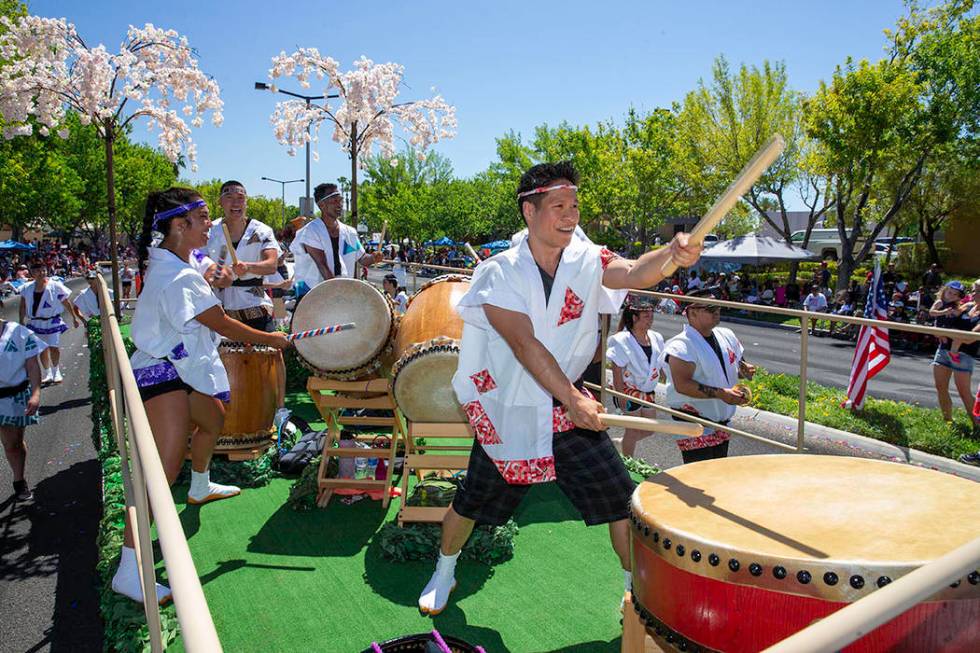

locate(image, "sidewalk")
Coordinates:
604 379 979 482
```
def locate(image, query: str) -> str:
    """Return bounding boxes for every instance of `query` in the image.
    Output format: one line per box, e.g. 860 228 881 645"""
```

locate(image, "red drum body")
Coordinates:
630 455 980 652
216 343 284 450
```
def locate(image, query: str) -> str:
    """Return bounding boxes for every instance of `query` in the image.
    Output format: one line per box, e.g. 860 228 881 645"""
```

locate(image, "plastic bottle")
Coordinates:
338 431 356 478
366 458 378 479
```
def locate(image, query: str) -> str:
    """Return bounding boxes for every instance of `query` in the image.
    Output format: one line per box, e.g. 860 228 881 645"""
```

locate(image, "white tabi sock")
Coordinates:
187 468 240 503
418 550 460 615
111 546 172 604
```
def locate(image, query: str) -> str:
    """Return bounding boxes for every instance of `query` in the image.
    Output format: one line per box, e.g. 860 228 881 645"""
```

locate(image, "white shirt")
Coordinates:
606 329 666 394
662 324 743 432
687 276 703 290
130 248 228 399
803 293 828 312
73 286 113 320
206 218 280 311
289 219 365 288
0 321 47 387
20 280 71 334
393 290 409 315
452 237 626 485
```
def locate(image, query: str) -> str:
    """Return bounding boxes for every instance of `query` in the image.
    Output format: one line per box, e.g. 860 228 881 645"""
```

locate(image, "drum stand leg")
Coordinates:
621 591 645 653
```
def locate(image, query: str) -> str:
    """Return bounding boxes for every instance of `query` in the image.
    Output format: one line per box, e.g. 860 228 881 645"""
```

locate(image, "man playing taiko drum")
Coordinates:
417 161 703 615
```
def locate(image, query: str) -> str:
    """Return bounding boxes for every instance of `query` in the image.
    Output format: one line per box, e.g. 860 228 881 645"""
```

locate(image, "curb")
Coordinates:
636 382 979 482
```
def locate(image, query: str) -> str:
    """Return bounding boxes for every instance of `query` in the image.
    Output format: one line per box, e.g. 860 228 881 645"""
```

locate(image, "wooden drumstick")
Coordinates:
378 221 387 251
221 223 241 267
465 242 482 264
660 134 786 278
599 413 704 437
287 322 357 342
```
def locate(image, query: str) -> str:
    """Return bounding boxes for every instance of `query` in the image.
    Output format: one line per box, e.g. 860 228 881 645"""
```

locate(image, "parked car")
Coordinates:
789 228 867 261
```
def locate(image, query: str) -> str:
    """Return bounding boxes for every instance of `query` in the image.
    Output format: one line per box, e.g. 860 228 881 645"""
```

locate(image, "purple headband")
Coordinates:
152 199 206 230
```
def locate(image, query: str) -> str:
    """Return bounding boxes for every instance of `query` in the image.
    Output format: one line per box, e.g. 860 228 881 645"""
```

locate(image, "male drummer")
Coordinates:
661 287 755 463
417 161 702 616
289 182 383 297
205 180 281 331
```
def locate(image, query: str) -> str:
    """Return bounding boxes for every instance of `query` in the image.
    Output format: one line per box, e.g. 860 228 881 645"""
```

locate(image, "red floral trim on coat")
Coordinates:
623 384 654 405
557 287 584 326
675 431 731 451
553 387 597 433
599 247 620 270
493 456 556 484
728 348 736 364
463 400 502 445
469 369 497 394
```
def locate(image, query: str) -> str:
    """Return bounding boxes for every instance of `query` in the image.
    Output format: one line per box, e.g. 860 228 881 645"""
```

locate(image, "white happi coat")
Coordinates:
0 321 46 387
130 248 229 400
19 280 70 335
289 219 363 288
606 329 666 395
206 218 280 311
73 286 112 320
452 237 626 485
661 324 743 433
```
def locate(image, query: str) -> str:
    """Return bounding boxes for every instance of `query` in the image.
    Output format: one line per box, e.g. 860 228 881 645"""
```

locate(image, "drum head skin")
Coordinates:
393 345 465 422
292 278 394 377
631 455 980 601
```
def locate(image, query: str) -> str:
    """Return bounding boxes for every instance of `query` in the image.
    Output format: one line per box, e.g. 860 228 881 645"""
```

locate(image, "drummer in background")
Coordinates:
205 180 281 332
606 294 666 457
72 270 112 322
382 273 409 315
289 182 383 298
661 288 755 464
417 161 702 617
19 260 79 384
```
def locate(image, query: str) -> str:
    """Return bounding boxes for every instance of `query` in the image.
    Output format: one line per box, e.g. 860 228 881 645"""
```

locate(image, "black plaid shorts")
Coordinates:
452 427 636 527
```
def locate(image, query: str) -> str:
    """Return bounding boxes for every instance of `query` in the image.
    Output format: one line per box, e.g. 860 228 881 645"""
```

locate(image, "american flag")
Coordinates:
843 258 891 409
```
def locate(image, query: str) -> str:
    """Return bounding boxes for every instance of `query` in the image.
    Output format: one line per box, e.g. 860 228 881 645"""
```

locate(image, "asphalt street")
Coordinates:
369 268 943 408
0 277 103 653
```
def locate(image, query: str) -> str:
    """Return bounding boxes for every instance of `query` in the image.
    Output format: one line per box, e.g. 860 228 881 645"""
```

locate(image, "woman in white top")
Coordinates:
112 188 290 606
19 260 79 383
0 320 45 501
605 295 666 456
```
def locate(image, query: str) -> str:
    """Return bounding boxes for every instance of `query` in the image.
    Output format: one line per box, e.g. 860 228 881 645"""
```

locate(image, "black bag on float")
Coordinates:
276 415 325 474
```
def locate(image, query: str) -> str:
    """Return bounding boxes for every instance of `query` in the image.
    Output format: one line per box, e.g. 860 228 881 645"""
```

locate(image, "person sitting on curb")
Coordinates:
802 284 828 336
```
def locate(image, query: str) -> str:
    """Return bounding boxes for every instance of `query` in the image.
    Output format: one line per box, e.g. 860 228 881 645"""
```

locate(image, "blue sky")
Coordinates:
31 0 907 207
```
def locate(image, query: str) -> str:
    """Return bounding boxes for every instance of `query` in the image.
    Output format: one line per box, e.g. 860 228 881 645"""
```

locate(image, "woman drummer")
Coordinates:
606 295 666 456
112 188 290 605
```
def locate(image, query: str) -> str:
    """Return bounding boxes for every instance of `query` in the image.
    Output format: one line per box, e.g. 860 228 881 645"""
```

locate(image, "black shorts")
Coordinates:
241 313 274 332
452 428 635 527
138 378 193 402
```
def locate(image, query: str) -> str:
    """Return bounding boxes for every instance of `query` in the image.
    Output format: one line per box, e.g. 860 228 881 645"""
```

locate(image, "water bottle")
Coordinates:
366 458 379 479
354 457 368 479
338 431 356 478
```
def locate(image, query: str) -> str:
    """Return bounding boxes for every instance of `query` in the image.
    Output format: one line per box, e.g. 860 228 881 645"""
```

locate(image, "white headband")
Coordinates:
317 190 342 202
517 183 578 199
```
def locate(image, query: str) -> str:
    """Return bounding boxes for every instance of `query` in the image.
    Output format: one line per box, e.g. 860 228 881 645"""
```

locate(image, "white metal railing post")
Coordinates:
94 276 221 652
798 316 809 452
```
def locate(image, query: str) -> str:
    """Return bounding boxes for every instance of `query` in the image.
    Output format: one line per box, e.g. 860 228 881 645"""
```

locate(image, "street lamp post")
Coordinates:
255 82 339 216
260 176 304 228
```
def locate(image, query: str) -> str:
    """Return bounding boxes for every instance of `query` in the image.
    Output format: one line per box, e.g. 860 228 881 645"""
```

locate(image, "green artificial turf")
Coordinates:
162 391 633 652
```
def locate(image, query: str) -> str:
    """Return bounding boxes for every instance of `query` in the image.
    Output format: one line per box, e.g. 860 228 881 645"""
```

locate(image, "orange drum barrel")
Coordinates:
391 275 470 422
629 455 980 652
216 342 284 450
291 278 396 380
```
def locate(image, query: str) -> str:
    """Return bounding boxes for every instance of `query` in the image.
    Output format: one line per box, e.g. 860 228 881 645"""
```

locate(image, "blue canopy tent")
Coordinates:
478 239 511 250
424 236 457 247
0 240 35 252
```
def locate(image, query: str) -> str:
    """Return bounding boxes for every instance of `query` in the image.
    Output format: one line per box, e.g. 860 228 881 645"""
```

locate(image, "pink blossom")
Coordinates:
0 15 222 167
266 52 456 166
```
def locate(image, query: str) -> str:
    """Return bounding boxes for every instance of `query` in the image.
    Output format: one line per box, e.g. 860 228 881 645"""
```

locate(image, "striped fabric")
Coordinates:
843 259 891 409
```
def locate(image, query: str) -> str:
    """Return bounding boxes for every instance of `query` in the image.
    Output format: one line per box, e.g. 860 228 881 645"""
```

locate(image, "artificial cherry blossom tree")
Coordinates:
0 15 223 311
266 51 456 222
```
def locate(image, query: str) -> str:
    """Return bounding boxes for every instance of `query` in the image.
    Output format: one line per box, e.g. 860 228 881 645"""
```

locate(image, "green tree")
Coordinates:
806 0 978 289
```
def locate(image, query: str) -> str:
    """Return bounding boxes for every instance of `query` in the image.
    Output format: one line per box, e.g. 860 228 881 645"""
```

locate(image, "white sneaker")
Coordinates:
41 368 52 384
52 369 63 384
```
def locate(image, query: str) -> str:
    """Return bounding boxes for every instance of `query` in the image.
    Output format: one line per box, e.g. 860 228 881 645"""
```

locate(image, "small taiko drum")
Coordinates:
391 275 470 422
216 342 284 450
292 278 396 379
629 455 980 652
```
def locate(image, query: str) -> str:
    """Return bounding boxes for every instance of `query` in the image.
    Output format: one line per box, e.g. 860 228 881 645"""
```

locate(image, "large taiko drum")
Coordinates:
630 455 980 652
292 278 396 379
391 275 470 422
216 342 284 450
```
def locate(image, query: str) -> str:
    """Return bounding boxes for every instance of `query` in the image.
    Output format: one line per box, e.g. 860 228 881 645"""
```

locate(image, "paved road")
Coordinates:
0 278 103 653
368 269 944 408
